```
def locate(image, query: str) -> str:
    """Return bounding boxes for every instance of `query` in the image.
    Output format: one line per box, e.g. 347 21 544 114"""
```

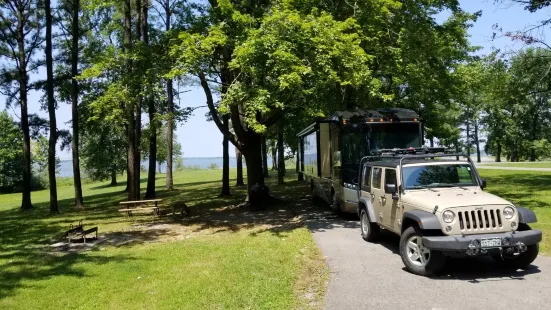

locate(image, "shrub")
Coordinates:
208 163 219 170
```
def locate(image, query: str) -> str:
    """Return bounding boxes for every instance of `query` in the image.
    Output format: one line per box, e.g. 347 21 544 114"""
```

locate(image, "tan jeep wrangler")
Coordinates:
357 149 542 276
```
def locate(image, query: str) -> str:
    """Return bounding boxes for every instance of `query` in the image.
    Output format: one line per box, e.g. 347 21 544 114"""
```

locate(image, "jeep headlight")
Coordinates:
443 210 455 223
503 206 515 219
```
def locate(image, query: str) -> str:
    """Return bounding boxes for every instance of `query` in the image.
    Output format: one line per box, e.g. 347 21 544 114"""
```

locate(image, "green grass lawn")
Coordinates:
479 169 551 254
479 162 551 168
0 169 327 309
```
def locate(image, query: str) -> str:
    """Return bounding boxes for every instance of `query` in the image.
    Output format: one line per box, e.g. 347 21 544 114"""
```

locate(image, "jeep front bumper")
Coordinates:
422 230 542 252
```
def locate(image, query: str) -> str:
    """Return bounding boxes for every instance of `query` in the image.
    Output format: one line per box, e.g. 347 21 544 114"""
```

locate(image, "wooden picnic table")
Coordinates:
119 199 163 217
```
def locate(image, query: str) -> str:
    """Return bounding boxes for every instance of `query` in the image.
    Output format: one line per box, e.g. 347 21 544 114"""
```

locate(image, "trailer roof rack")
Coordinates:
372 146 456 156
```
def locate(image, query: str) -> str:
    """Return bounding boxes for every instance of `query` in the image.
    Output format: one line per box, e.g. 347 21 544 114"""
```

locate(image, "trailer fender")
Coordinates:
358 196 376 223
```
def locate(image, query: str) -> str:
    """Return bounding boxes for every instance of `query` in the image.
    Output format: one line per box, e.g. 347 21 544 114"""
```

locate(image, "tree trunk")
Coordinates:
295 151 300 179
70 0 84 208
164 0 174 190
166 80 174 189
496 141 502 163
158 162 162 173
236 148 244 186
271 141 277 171
123 0 137 200
429 137 434 148
474 119 481 163
277 125 285 185
530 105 539 162
262 136 269 177
110 168 117 186
18 6 32 210
220 114 231 196
144 113 156 198
46 0 59 214
144 1 156 199
466 117 471 157
242 135 265 189
199 71 268 207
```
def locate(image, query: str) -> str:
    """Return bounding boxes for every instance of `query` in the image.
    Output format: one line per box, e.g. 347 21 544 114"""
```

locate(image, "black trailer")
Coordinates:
297 108 423 214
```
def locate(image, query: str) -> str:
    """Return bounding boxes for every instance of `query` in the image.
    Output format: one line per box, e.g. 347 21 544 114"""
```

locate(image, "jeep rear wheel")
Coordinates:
360 209 380 242
399 226 446 276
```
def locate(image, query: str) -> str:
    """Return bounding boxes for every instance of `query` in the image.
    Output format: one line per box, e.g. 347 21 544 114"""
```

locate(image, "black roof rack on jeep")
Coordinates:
356 150 485 196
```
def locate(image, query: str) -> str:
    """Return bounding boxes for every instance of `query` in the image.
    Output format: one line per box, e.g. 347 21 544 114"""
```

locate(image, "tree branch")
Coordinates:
198 71 241 149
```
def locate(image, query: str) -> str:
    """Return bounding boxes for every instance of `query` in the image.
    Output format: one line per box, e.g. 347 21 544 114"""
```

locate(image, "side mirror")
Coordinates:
480 178 487 189
385 184 399 200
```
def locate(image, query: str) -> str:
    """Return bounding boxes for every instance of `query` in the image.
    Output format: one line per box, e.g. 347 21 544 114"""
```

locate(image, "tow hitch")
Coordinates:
466 241 527 257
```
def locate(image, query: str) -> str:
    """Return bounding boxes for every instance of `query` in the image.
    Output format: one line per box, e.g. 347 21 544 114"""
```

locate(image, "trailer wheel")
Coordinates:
331 190 340 213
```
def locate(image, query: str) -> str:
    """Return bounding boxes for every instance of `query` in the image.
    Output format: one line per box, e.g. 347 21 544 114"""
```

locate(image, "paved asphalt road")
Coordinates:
304 212 551 310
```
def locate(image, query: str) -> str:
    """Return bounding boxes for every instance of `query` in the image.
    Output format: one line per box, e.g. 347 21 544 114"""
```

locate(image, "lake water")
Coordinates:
57 157 273 178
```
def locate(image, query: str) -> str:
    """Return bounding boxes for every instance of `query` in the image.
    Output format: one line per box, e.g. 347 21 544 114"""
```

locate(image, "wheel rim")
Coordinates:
406 235 431 267
361 212 369 236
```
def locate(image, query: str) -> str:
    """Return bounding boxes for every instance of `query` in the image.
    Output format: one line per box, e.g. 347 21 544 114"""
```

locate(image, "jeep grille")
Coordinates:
458 209 502 231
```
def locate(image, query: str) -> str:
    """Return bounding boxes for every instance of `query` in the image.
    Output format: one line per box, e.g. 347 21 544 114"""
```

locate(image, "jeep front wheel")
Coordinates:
399 226 446 276
492 244 539 269
360 208 380 242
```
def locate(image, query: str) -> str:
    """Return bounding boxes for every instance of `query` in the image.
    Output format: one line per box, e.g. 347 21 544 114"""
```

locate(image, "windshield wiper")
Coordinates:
411 185 438 192
437 183 470 190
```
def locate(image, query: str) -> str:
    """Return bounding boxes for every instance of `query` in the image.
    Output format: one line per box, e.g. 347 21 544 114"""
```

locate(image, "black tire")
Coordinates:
492 223 539 269
360 208 380 242
492 244 539 269
331 191 340 213
399 226 446 276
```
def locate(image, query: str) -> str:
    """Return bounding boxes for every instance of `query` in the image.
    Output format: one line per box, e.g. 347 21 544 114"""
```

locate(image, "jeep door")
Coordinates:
382 168 401 232
370 167 384 224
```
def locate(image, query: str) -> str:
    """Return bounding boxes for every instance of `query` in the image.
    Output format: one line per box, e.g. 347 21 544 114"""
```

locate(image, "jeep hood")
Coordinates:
403 188 511 210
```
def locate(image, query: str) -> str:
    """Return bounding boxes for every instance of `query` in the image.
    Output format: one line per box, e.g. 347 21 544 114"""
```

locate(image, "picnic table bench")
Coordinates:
119 199 163 217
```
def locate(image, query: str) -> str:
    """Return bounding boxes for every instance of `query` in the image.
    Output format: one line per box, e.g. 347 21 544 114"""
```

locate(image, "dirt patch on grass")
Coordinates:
294 243 329 310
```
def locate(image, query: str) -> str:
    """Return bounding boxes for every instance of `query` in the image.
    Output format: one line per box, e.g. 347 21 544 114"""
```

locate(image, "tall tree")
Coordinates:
174 3 376 206
261 136 269 177
235 148 244 186
277 124 284 185
270 139 277 171
0 111 24 192
123 0 139 200
144 0 158 199
45 0 58 213
0 0 43 210
220 114 230 196
159 0 176 190
69 0 84 207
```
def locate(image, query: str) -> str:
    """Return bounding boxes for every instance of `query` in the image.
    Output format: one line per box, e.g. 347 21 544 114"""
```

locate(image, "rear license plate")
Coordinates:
481 238 502 248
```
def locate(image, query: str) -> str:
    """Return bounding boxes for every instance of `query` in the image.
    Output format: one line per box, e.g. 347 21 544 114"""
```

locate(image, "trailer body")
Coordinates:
297 108 422 214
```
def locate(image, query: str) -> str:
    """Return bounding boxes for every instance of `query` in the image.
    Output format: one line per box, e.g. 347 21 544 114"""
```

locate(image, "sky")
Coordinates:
1 0 550 160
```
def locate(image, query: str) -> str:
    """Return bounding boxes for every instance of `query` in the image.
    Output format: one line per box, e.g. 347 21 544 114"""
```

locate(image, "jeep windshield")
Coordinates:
402 164 478 189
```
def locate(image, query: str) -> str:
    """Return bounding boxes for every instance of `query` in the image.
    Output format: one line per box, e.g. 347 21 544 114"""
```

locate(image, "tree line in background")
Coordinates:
0 0 550 212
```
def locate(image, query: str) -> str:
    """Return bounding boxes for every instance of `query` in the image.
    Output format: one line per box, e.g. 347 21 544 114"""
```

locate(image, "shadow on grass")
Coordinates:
0 170 331 300
0 214 139 299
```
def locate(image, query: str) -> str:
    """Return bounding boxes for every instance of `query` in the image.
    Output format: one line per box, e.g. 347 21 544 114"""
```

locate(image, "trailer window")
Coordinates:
372 168 382 189
369 123 420 151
